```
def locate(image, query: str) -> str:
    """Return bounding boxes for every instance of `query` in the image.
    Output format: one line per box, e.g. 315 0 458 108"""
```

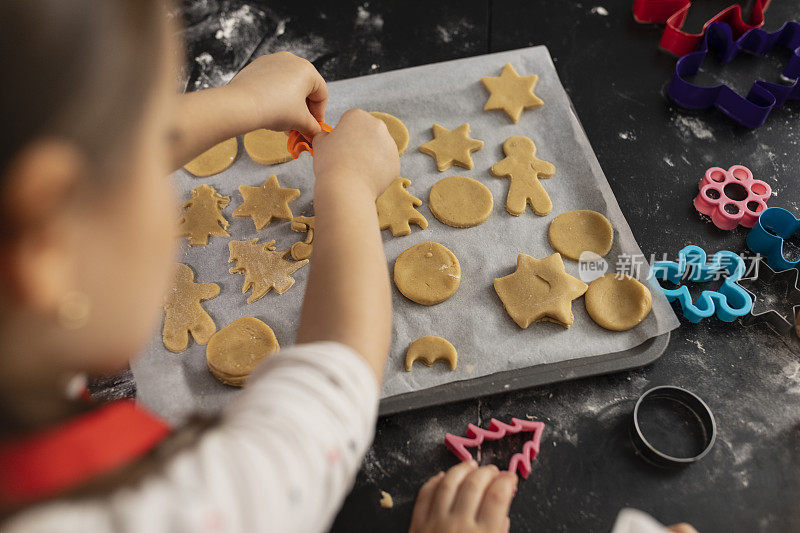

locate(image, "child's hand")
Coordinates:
409 462 517 533
312 109 400 199
227 52 328 137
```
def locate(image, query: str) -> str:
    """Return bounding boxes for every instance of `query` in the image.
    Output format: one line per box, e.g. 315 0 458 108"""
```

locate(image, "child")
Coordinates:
0 1 519 531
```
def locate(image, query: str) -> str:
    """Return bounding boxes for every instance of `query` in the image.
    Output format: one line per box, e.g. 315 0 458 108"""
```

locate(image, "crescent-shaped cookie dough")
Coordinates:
548 210 614 261
184 137 238 177
243 129 293 165
394 242 461 305
429 176 493 228
370 112 409 155
585 274 652 331
206 317 280 387
405 336 458 371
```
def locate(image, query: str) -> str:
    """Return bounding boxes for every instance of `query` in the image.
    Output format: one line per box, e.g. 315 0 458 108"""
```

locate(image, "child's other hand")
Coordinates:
227 52 327 137
409 462 517 533
312 109 400 199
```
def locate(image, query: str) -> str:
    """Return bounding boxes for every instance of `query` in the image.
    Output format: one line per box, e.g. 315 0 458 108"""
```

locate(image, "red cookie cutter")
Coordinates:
287 122 333 159
444 418 545 479
632 0 770 56
694 165 771 230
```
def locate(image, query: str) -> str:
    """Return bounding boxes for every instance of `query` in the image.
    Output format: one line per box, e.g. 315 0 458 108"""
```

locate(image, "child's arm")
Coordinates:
171 52 327 168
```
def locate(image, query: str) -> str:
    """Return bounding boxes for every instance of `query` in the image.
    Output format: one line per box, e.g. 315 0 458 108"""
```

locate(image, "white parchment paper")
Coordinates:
133 46 679 424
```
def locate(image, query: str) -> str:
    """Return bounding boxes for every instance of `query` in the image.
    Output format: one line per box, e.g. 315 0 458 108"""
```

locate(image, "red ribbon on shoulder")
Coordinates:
0 400 169 509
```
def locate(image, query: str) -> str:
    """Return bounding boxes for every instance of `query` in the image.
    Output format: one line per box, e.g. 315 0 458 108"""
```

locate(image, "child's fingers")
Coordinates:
429 460 478 518
450 464 500 517
297 110 323 138
667 525 698 533
476 471 518 530
306 76 328 123
409 471 444 533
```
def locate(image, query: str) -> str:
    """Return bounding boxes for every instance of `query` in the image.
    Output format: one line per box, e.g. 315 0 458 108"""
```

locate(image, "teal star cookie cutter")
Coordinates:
650 245 753 323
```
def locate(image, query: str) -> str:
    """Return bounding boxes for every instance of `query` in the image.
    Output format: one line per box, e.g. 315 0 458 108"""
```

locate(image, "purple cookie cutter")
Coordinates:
668 21 800 129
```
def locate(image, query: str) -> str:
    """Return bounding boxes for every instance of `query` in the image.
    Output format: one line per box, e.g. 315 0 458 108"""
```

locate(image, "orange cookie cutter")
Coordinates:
287 122 333 159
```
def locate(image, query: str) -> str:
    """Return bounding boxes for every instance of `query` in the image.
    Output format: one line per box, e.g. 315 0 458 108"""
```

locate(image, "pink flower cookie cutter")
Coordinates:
444 418 545 479
693 165 771 230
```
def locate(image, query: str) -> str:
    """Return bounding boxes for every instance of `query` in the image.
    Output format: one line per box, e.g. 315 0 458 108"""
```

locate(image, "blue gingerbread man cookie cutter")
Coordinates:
650 245 753 323
668 21 800 129
747 206 800 271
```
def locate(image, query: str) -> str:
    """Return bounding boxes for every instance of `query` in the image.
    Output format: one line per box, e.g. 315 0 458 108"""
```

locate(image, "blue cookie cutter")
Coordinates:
668 21 800 129
746 207 800 271
650 245 753 323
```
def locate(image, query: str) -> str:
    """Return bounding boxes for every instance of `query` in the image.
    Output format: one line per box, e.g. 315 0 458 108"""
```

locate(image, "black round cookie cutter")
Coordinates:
631 386 716 467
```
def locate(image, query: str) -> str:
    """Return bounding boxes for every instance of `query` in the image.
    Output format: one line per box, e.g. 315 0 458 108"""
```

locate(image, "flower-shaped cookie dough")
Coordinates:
650 245 752 323
694 165 771 230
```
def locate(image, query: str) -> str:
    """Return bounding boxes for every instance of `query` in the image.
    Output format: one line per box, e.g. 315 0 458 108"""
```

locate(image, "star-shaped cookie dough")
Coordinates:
494 253 588 329
234 175 299 230
419 124 484 171
481 63 543 123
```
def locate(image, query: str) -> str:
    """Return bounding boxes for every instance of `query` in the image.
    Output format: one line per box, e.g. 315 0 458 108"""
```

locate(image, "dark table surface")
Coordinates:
96 1 800 531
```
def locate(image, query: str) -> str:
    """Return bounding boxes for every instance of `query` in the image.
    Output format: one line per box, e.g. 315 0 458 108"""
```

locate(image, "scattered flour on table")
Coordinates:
356 3 384 30
591 6 609 15
618 131 636 141
435 19 475 46
673 116 714 140
663 156 675 167
193 52 236 89
688 339 707 354
215 5 258 41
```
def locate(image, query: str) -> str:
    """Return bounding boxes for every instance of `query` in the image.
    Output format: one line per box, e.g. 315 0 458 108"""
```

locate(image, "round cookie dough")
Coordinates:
184 137 238 177
585 274 652 331
548 210 613 261
206 317 280 386
428 176 493 228
405 336 457 371
370 112 409 155
394 242 461 305
243 129 293 165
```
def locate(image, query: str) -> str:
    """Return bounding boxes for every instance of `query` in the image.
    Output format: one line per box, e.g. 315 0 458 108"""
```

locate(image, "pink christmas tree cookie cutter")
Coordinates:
444 418 545 479
694 165 771 230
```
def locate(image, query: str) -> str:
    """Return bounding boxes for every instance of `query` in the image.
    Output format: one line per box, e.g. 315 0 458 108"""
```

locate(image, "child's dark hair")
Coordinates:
0 0 165 178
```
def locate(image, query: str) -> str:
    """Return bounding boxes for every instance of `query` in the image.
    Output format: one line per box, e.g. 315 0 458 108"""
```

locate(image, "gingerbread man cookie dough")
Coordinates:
405 336 458 371
428 176 493 228
419 124 484 171
481 63 543 123
377 177 428 237
243 129 293 165
491 136 555 216
162 264 220 353
494 253 587 328
370 112 409 155
585 274 652 331
178 184 230 246
184 138 238 177
548 210 614 260
234 175 300 231
290 215 315 260
206 317 280 387
394 242 461 305
228 239 309 303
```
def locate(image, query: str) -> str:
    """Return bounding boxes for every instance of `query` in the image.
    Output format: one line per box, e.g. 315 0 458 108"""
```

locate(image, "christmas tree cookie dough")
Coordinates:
290 215 315 260
162 264 220 353
405 336 457 371
234 175 300 231
370 112 409 154
481 63 543 123
491 136 555 216
184 138 238 177
419 124 483 171
394 242 461 305
178 185 230 246
377 177 428 236
549 210 614 261
206 317 280 386
228 239 309 303
428 176 493 228
243 129 293 165
585 274 652 331
494 253 587 328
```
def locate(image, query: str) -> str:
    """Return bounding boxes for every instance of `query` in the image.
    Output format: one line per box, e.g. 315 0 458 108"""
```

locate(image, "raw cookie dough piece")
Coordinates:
585 274 652 331
481 63 543 123
493 253 587 328
419 124 484 171
491 136 555 216
377 177 428 236
379 491 394 509
243 129 293 165
394 242 461 305
228 239 309 303
428 176 493 228
548 210 614 261
290 215 315 260
178 185 230 246
370 112 409 155
184 138 238 177
206 317 280 387
162 264 220 352
405 336 457 371
234 175 300 230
